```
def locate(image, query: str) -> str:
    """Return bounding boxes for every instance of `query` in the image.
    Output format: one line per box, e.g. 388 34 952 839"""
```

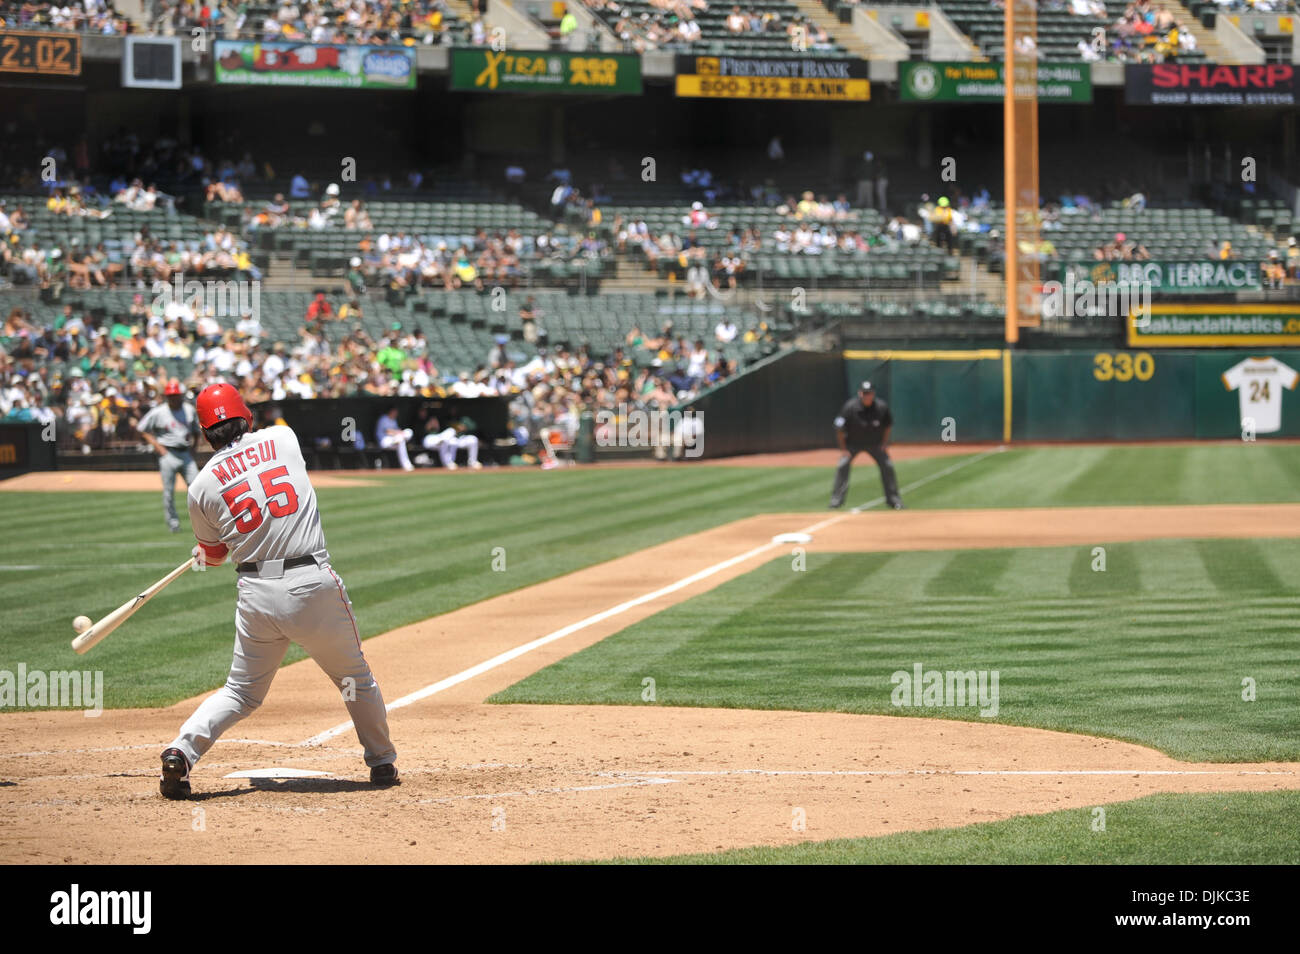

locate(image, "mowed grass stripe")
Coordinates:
5 442 1299 709
1195 539 1290 595
587 790 1300 865
494 540 1300 761
2 460 893 708
924 549 1016 597
919 443 1300 509
323 468 824 617
1067 543 1142 596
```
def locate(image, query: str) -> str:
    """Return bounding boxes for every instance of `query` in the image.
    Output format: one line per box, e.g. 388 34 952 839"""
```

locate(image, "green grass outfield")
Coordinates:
585 791 1300 864
2 441 1298 709
492 540 1300 761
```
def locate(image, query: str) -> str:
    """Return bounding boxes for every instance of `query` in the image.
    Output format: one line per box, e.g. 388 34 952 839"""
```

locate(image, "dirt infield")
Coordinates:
3 504 1299 864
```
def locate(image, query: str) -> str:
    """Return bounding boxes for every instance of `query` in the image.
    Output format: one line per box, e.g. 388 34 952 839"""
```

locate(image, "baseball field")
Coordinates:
2 442 1298 864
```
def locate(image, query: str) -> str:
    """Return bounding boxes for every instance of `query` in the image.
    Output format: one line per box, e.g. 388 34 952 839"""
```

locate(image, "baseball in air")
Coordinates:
73 615 92 634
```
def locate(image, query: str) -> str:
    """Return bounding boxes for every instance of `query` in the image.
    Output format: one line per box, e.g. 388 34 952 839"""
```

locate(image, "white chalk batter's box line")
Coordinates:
10 762 1296 792
601 768 1300 778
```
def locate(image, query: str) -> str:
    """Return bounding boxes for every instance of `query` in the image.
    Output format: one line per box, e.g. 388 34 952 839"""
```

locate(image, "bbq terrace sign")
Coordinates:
1125 64 1297 106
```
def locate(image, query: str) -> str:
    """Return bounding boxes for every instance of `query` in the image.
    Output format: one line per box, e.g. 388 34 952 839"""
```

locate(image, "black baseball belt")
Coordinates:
237 555 317 574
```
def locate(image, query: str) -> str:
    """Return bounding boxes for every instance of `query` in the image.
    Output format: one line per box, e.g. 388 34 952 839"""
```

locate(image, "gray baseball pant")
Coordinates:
160 450 199 528
830 445 901 508
169 556 397 769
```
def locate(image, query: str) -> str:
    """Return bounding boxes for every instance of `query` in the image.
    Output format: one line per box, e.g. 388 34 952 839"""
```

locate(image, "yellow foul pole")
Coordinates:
1003 2 1019 345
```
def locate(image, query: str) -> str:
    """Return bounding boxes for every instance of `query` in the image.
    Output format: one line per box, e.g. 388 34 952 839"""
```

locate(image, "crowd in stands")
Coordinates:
143 0 465 45
1064 1 1199 62
0 285 749 460
582 0 832 53
0 0 128 33
2 203 260 290
1092 232 1153 260
606 186 957 296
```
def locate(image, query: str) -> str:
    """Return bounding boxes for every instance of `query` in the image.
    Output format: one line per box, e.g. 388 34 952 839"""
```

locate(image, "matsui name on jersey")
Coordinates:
212 440 279 486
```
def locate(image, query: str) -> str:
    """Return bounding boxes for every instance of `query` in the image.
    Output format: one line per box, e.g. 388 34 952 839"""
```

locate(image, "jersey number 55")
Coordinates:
221 465 300 533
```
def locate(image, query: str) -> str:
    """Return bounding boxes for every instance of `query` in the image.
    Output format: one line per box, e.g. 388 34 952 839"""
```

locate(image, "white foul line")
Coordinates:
300 535 790 746
299 447 1005 748
600 768 1298 779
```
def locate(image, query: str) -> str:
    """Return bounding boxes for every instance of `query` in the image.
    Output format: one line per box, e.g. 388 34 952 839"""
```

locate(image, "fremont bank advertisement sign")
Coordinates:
1126 64 1296 106
675 55 869 101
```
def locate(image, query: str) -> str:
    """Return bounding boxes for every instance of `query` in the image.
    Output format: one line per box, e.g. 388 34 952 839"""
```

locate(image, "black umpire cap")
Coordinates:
859 380 874 393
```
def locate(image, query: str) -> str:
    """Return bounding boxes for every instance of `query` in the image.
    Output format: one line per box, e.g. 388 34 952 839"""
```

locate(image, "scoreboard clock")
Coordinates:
0 30 81 76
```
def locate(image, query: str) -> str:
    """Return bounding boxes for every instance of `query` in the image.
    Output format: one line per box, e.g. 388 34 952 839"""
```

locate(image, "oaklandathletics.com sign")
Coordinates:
1125 64 1296 106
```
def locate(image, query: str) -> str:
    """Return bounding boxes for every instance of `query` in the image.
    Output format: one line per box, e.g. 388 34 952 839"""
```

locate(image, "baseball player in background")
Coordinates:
376 405 415 472
136 380 199 533
829 380 904 510
159 382 398 799
422 416 482 470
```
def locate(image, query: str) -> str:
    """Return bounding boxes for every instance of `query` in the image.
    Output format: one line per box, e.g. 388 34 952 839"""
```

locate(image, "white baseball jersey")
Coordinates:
138 402 198 450
187 425 327 565
1222 357 1299 434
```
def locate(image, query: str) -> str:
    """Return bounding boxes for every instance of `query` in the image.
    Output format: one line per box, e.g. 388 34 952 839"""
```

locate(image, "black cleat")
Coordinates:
890 501 906 510
370 763 400 787
159 747 191 800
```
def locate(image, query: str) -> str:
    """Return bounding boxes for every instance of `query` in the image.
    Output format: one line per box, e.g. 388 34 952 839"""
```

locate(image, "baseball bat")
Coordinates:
71 557 196 655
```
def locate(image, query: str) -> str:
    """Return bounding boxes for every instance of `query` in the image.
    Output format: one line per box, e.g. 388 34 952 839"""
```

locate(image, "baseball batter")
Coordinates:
829 380 904 510
136 380 199 533
159 382 398 799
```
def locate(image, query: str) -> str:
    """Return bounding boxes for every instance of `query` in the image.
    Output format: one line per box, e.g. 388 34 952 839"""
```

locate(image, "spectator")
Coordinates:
930 196 956 253
305 292 334 324
715 316 738 344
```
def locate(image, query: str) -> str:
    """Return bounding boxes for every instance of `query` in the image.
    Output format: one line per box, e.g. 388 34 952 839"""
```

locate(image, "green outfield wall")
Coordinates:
842 349 1300 442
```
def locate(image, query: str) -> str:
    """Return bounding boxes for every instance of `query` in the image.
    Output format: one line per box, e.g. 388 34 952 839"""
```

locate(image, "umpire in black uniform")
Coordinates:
829 380 903 510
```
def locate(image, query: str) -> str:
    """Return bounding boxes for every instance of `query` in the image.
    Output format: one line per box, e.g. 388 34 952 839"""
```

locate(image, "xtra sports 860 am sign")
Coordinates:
900 62 1092 103
1128 305 1300 347
450 49 642 94
675 55 869 101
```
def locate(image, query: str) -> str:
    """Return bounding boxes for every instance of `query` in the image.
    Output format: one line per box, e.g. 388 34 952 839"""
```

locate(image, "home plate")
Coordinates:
224 768 332 779
772 532 813 544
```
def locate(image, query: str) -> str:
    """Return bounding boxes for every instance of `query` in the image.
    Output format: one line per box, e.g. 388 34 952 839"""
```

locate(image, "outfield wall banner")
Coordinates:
1057 260 1262 294
674 55 869 101
1127 305 1300 348
451 50 642 94
843 350 1006 443
840 349 1300 442
1125 64 1297 106
899 62 1091 103
214 41 415 89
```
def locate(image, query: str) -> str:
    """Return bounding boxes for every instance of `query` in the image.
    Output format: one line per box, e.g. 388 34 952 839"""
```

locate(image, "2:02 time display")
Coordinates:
0 31 82 76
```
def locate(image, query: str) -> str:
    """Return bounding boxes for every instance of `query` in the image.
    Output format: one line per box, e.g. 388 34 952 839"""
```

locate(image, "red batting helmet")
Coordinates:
196 382 253 430
163 380 183 396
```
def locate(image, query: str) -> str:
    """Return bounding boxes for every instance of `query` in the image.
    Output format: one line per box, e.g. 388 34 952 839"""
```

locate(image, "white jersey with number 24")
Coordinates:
187 425 327 565
1222 357 1299 434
